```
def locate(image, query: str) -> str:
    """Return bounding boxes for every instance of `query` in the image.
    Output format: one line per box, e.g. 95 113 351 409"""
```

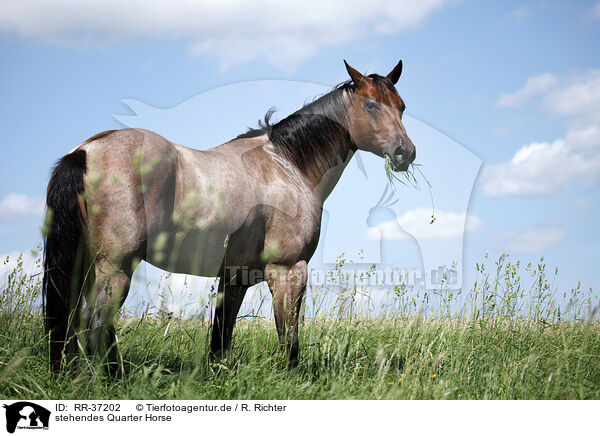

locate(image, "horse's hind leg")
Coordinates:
84 258 132 374
210 271 248 357
265 261 307 363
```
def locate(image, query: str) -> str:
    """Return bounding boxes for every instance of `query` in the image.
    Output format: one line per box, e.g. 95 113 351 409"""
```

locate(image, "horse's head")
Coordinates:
344 60 415 172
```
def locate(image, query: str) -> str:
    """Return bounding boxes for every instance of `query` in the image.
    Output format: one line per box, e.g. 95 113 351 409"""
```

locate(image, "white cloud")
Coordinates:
496 73 558 107
494 225 566 253
0 0 453 70
486 70 600 196
543 70 600 124
366 207 482 241
0 193 44 222
497 69 600 122
0 250 43 280
481 125 600 196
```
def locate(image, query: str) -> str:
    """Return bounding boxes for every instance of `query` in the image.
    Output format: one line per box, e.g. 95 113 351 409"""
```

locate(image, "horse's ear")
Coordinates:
344 60 365 85
386 60 403 85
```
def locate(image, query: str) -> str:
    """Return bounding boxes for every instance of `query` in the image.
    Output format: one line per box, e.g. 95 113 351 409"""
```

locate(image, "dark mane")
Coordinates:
237 75 397 179
236 107 278 139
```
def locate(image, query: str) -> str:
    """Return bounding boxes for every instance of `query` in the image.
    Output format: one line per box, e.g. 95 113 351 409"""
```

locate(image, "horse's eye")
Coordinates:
364 101 378 112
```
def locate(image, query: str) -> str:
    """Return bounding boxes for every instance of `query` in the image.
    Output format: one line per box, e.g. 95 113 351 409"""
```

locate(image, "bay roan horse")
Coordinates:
43 60 416 372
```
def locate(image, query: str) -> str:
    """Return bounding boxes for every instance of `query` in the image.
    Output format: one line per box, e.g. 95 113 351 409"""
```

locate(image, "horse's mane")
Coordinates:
237 74 396 180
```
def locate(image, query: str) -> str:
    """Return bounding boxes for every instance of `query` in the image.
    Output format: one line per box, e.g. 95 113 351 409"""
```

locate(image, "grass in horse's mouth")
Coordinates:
384 155 436 224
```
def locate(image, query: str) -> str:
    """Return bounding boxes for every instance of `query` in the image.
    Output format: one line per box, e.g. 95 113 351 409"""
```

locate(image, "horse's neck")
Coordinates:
311 141 355 203
272 90 356 203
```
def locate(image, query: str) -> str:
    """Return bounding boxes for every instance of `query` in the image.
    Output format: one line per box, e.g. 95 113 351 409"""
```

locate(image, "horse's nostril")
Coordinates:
394 146 404 156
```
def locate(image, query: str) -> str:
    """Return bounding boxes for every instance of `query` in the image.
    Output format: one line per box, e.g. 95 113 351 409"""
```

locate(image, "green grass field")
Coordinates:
1 254 599 400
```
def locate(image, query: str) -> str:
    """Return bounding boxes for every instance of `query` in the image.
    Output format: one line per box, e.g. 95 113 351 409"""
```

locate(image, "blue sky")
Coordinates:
0 0 599 314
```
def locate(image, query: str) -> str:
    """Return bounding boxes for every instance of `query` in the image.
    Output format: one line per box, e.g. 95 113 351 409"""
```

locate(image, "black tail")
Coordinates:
43 149 88 370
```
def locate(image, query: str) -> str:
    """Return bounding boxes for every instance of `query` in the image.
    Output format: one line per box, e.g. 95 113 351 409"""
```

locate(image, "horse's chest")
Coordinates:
263 206 321 264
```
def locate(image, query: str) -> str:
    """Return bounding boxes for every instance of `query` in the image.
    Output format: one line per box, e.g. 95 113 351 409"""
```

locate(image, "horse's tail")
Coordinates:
43 149 88 370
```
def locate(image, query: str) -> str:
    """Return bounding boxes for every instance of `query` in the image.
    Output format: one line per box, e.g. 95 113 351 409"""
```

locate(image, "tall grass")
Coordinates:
0 252 598 399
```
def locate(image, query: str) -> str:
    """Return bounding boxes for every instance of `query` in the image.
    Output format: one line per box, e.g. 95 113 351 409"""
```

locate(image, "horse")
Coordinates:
42 60 416 372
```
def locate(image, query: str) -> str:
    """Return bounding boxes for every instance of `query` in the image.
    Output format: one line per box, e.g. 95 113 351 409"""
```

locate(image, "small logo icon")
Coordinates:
2 402 50 433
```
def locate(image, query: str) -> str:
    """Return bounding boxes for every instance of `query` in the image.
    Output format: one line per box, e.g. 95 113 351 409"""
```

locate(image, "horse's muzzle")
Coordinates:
391 145 416 172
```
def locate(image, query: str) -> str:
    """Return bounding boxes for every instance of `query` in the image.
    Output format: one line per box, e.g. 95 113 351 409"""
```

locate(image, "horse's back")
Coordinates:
80 128 177 161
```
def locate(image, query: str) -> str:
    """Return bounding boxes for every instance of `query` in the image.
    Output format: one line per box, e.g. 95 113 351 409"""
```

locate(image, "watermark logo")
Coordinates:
2 402 50 433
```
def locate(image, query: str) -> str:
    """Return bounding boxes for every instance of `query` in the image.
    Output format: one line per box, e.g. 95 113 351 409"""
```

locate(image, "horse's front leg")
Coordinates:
84 259 131 375
210 271 248 358
265 261 307 363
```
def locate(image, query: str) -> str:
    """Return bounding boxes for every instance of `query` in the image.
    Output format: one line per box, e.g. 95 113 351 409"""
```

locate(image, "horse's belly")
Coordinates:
146 226 227 276
147 208 266 278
